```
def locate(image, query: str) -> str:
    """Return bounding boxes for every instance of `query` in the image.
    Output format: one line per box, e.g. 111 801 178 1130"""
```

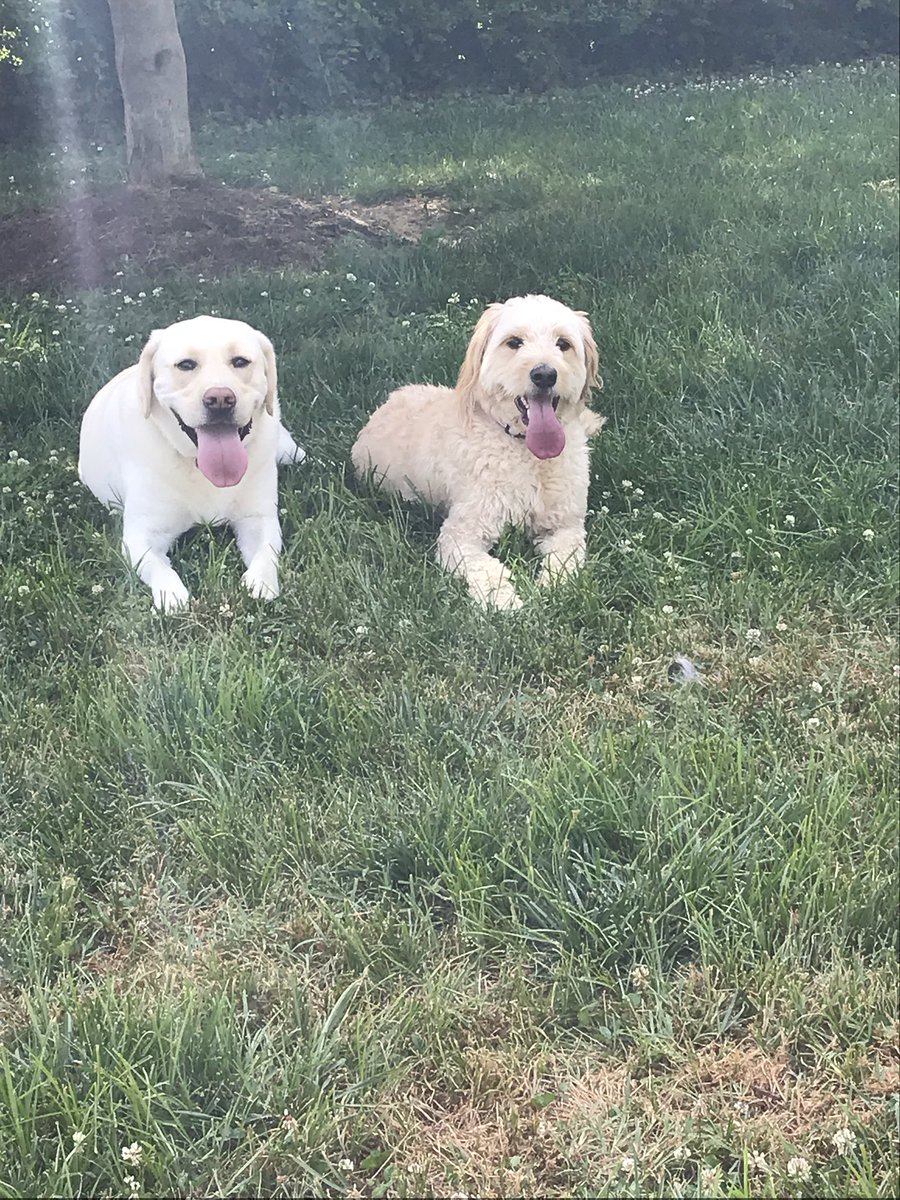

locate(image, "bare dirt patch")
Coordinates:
0 183 455 291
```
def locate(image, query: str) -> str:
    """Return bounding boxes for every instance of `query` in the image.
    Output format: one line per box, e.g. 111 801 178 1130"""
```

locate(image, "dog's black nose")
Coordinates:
202 387 237 412
529 364 557 391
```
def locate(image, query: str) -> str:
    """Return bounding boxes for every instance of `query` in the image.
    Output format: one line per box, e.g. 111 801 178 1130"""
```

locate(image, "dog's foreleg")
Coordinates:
536 524 587 586
122 518 190 613
276 422 306 466
234 512 282 600
437 508 521 611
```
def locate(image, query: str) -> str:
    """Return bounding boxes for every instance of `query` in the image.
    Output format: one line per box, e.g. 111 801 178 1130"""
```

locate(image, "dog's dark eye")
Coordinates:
505 337 523 350
557 338 572 352
175 359 197 371
231 356 251 368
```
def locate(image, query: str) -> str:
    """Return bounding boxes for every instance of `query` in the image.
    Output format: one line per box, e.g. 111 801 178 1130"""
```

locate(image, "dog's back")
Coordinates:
351 384 461 504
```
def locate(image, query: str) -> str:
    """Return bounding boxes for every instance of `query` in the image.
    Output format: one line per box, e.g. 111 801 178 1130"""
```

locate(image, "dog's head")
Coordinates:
456 294 601 459
137 315 277 487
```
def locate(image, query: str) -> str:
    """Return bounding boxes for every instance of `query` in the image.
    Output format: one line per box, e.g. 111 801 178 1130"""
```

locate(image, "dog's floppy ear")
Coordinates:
456 302 503 411
256 329 278 415
577 310 603 404
137 329 162 418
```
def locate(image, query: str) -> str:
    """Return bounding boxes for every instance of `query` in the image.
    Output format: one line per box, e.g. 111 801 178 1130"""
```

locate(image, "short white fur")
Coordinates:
79 314 304 612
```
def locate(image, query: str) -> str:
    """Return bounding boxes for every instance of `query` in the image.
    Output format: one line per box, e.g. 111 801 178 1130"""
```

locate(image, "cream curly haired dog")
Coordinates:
351 294 604 609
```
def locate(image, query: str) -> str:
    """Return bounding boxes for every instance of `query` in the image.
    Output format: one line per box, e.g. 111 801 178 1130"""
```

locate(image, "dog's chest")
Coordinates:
492 451 581 526
158 458 247 527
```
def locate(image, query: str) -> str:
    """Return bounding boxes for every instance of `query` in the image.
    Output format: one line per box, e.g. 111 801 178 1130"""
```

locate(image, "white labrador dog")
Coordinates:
352 294 604 610
79 315 304 612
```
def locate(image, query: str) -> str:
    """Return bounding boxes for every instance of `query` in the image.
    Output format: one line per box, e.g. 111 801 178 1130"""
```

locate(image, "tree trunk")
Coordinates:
107 0 202 187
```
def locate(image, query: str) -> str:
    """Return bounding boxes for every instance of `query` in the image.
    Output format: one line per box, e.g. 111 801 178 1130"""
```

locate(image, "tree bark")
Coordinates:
107 0 202 187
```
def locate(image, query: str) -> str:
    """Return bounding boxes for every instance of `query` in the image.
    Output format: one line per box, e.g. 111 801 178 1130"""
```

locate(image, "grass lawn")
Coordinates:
0 60 898 1198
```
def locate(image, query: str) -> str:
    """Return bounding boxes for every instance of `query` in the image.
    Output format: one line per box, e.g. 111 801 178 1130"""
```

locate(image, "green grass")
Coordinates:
1 61 898 1198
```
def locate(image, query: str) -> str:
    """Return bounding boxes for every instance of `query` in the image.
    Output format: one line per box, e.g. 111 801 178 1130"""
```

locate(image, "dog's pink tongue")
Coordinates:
195 425 248 487
525 399 566 459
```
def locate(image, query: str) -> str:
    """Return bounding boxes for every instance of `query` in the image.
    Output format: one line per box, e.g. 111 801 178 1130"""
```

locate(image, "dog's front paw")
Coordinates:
471 576 522 611
538 559 581 587
243 567 279 600
152 579 190 613
491 585 523 611
538 542 585 587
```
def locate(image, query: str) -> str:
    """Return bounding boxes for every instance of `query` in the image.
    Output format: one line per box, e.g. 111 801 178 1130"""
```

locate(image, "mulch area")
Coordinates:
0 182 455 291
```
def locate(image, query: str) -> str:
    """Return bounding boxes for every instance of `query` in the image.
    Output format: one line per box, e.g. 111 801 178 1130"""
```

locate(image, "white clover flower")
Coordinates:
622 479 633 490
17 585 30 596
302 288 311 297
345 273 357 283
401 319 410 327
338 1158 354 1172
672 1144 690 1161
776 621 788 631
259 290 269 298
621 1155 635 1174
633 487 644 498
631 964 650 987
121 1142 143 1166
862 528 875 541
831 1126 857 1156
749 1150 769 1174
652 510 663 519
661 605 674 615
701 1166 719 1189
810 681 823 694
786 1156 811 1181
7 449 17 460
72 1130 87 1150
91 583 104 595
124 1175 140 1196
745 628 762 642
685 115 696 122
806 716 821 728
783 514 795 527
